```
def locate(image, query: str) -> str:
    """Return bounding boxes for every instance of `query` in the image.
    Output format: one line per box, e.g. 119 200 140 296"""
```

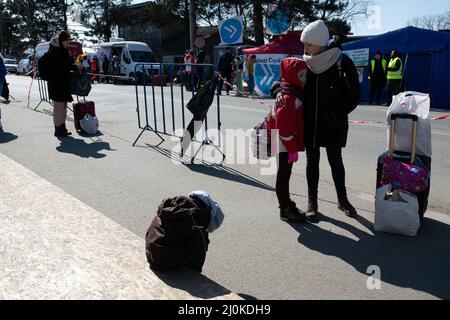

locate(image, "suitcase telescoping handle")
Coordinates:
389 113 418 164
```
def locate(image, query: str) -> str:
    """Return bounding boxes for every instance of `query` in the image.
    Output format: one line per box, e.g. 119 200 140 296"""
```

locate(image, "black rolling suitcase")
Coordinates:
376 114 431 219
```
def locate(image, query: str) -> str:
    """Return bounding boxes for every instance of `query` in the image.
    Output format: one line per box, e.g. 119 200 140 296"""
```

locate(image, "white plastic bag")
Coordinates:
79 113 99 135
374 184 420 237
387 91 432 157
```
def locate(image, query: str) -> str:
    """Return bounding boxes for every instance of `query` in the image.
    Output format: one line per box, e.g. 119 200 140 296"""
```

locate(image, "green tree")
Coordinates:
74 0 130 42
3 0 66 56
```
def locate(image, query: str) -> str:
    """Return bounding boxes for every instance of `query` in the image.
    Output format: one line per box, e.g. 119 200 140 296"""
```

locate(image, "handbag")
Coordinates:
250 108 277 160
380 155 429 193
186 78 218 116
70 71 92 97
374 184 420 237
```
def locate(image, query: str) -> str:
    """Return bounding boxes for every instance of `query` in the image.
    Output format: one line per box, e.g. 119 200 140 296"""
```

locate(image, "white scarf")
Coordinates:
303 47 342 74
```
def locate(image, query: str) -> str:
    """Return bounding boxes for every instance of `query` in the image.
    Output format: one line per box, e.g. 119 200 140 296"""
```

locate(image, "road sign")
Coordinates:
267 7 291 35
195 37 205 49
219 16 243 45
254 63 280 96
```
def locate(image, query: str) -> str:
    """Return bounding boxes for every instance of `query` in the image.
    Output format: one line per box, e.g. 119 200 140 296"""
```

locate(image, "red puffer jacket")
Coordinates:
269 58 306 153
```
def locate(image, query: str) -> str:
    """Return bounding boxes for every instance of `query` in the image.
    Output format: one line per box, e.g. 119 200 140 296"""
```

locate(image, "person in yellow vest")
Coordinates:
385 50 403 106
368 52 387 105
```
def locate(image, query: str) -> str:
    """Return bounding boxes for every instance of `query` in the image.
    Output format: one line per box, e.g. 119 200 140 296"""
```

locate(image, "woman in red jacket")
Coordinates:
270 58 308 223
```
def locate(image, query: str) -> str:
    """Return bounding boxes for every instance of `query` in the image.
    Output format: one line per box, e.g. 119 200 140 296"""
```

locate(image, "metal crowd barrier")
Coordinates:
34 76 53 110
133 62 225 164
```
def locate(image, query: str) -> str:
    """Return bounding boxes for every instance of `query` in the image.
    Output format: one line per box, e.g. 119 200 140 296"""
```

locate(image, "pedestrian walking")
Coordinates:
102 55 110 84
184 50 196 91
46 30 80 137
111 55 120 85
246 54 257 96
217 47 234 95
368 52 387 105
195 49 206 90
270 58 308 223
385 49 403 106
90 55 100 83
233 47 244 96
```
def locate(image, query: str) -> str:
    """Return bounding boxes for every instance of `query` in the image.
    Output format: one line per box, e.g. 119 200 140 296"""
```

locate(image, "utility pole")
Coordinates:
189 0 196 50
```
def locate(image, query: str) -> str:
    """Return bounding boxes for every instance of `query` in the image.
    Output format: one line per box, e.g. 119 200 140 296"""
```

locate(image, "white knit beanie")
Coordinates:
301 20 330 47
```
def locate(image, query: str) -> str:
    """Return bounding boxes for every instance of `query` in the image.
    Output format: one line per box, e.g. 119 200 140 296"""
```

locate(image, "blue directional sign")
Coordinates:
254 63 281 96
267 7 291 35
219 17 243 45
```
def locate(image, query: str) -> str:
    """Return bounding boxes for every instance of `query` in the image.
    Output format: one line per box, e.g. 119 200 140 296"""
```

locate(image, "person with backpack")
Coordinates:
269 58 308 223
277 21 360 221
44 30 80 138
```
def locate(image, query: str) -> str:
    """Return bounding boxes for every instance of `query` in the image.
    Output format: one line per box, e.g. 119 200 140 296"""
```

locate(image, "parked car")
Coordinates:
18 58 31 75
4 58 18 74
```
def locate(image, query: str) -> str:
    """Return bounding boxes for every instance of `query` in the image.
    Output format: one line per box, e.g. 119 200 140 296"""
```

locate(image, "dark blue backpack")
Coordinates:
37 52 52 81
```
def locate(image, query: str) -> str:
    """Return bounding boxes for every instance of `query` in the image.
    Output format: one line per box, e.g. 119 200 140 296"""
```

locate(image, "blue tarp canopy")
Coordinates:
342 27 450 109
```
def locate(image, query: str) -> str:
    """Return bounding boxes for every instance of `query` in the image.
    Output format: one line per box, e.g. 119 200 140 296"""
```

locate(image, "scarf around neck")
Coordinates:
303 47 342 74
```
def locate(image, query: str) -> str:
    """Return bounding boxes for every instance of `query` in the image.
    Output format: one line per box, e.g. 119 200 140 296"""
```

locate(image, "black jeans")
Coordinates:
276 153 294 210
306 146 347 202
370 80 384 104
386 79 402 106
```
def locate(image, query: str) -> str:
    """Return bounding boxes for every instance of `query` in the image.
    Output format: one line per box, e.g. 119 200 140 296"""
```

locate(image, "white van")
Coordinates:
96 41 160 82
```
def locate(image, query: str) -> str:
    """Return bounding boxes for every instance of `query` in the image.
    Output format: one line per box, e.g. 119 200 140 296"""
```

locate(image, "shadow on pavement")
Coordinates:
0 132 18 144
151 267 236 300
145 144 275 192
147 144 275 191
290 214 450 299
185 164 275 192
56 136 114 158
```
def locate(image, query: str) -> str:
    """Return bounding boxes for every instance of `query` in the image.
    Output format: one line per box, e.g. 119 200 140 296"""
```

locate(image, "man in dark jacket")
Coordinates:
47 30 79 137
300 20 360 219
368 52 387 105
385 50 403 106
102 55 110 84
217 47 234 95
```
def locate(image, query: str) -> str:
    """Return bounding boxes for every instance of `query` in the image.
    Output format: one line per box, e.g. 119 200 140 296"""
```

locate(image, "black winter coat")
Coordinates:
145 196 211 271
218 52 234 76
303 54 360 148
47 45 76 102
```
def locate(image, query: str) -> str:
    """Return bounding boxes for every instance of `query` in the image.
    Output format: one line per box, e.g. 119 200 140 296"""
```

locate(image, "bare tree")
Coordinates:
407 10 450 31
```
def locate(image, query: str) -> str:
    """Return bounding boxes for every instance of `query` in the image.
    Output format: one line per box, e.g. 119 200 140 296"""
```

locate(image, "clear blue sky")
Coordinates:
352 0 450 35
132 0 450 36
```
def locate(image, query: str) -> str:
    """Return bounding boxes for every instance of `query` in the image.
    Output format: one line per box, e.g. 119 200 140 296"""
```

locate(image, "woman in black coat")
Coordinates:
47 30 78 137
301 21 360 219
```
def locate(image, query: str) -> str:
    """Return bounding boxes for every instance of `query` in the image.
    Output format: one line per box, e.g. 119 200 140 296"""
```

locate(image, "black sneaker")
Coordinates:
305 199 319 221
280 206 306 223
338 199 358 218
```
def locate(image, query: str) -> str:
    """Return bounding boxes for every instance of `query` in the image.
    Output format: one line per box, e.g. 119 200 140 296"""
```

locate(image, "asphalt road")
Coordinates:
1 74 450 300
